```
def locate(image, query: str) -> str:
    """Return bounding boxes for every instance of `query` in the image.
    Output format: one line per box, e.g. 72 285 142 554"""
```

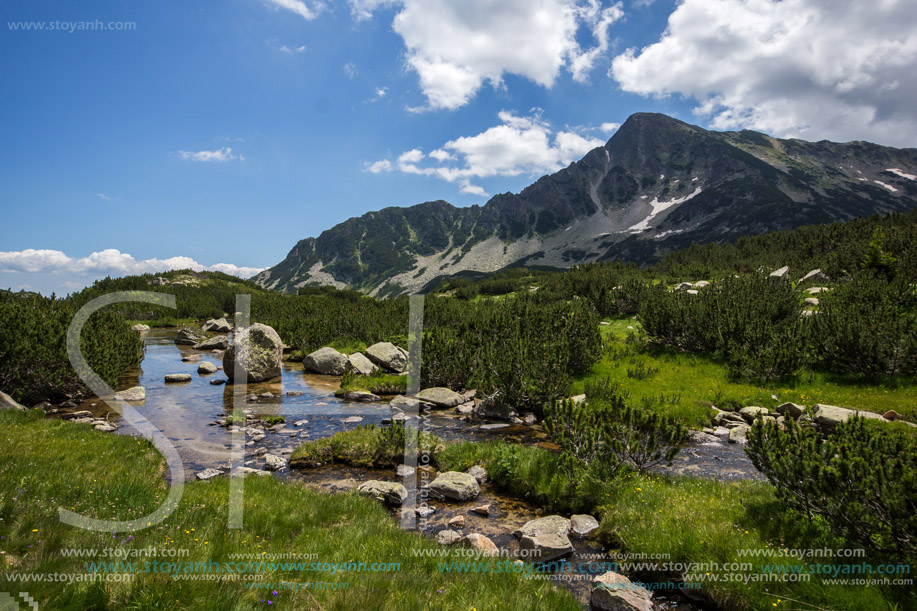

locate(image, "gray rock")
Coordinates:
347 352 378 376
522 413 538 425
131 324 151 332
689 430 721 444
263 454 285 471
807 286 829 295
61 410 93 420
202 318 232 333
673 282 694 292
365 342 407 373
210 379 226 386
304 347 350 376
478 423 510 430
466 465 488 485
456 402 475 415
234 467 270 477
165 374 192 383
515 515 571 538
196 468 223 481
416 387 465 408
113 386 145 402
223 323 283 383
693 280 710 288
181 354 202 362
396 464 415 477
194 336 229 351
686 289 699 295
474 395 518 422
448 515 465 529
728 424 750 444
357 480 408 506
94 422 117 432
804 297 820 307
769 266 790 281
436 530 462 546
812 404 886 429
340 416 364 424
798 269 828 284
429 471 481 501
739 406 771 423
570 514 600 537
520 533 574 562
776 402 806 419
198 362 218 375
0 390 27 411
341 390 382 402
591 571 654 611
416 506 435 519
175 327 207 346
461 533 500 557
390 395 432 412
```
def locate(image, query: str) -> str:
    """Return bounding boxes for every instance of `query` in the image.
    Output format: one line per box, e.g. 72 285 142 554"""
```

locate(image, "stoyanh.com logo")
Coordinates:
0 591 38 611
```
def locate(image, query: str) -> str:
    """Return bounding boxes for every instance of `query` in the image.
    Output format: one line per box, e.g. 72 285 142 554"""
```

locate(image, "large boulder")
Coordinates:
194 336 229 351
202 318 232 333
416 387 465 408
365 342 407 373
0 390 27 411
520 533 574 563
347 352 378 375
776 402 805 419
739 406 771 423
514 515 571 539
428 471 481 501
223 323 283 383
811 404 886 429
357 480 408 506
304 347 349 376
175 327 206 345
591 571 653 611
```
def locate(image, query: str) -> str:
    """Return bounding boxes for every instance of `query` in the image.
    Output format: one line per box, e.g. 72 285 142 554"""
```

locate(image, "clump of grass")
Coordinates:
338 369 407 395
290 424 440 469
263 415 285 425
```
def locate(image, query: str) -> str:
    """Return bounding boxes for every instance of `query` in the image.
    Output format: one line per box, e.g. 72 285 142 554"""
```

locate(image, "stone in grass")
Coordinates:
466 465 488 485
460 534 499 557
196 468 223 481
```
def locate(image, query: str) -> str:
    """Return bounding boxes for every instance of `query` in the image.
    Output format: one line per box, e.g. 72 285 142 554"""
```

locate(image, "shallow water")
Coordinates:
61 327 748 609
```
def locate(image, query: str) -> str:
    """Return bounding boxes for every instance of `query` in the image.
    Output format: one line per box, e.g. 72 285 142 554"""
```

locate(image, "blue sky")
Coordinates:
2 0 915 294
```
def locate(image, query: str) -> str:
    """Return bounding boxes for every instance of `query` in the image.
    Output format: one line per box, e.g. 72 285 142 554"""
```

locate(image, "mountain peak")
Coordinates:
256 117 917 295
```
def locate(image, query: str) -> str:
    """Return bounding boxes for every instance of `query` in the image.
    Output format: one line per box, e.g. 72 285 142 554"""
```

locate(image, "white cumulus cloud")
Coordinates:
265 0 321 20
351 0 624 110
0 248 263 279
610 0 917 146
177 147 243 162
364 111 605 196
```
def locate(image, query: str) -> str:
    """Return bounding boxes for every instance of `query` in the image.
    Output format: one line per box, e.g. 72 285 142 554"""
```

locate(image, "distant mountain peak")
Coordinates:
255 113 917 296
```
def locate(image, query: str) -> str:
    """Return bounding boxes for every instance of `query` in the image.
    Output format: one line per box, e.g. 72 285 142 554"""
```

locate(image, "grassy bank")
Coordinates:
0 409 578 610
292 427 914 611
570 319 917 429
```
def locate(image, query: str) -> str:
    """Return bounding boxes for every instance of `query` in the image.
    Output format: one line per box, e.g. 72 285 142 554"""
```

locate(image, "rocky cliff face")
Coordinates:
255 113 917 295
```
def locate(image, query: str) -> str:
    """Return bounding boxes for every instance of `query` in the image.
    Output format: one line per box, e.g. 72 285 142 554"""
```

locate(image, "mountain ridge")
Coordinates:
255 113 917 295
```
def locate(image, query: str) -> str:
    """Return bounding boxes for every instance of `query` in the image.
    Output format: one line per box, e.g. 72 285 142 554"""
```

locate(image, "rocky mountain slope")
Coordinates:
255 113 917 295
